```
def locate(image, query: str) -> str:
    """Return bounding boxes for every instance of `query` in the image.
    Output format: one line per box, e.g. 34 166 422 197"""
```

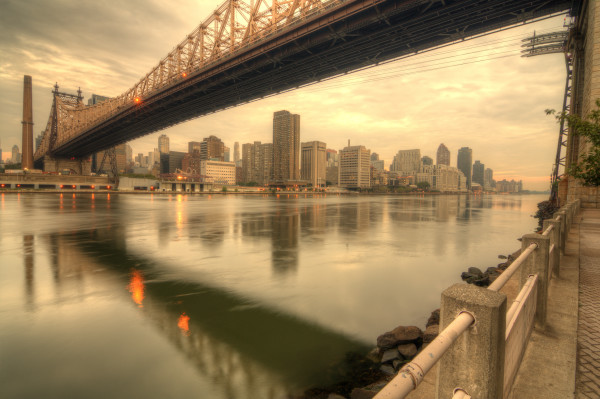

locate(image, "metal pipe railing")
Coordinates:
372 201 581 399
487 243 537 292
452 388 472 399
373 311 475 399
505 274 538 329
541 223 554 236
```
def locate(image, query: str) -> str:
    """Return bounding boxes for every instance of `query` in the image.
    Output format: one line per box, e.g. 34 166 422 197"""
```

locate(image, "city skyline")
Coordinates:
0 1 569 190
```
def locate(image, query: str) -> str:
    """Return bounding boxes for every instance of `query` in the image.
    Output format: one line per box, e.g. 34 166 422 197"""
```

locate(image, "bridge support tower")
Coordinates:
42 156 92 175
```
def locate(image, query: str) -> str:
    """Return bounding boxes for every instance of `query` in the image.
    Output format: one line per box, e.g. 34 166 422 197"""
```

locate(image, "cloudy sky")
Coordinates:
0 0 571 190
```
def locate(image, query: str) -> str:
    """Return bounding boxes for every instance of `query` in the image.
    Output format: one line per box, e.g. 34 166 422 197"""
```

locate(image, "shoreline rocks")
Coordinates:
460 249 522 288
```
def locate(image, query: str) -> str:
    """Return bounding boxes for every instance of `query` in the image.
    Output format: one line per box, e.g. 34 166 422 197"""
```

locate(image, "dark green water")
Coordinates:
0 193 544 398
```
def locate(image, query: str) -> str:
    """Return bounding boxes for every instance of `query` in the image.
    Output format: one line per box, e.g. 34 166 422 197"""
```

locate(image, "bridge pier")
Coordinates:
43 155 92 175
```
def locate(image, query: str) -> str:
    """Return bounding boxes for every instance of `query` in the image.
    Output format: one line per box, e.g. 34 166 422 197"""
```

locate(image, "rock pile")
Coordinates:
460 249 522 288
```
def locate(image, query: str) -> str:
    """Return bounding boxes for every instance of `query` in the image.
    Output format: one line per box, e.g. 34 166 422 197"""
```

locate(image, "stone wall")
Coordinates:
567 0 600 202
567 177 600 208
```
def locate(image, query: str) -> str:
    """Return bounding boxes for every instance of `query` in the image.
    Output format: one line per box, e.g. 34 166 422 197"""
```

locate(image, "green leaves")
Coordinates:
551 99 600 186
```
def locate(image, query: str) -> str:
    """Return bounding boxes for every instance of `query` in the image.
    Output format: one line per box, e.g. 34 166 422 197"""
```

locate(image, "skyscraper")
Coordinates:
241 141 272 184
422 156 433 166
272 110 300 182
301 141 327 187
472 160 485 186
234 142 240 163
12 145 20 164
158 134 169 154
188 141 202 154
391 149 421 174
436 143 450 166
339 144 371 188
484 168 494 190
457 147 473 189
200 135 225 161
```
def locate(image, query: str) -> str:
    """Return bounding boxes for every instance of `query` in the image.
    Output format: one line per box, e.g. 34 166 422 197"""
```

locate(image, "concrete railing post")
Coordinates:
566 203 574 230
520 234 550 328
554 210 567 254
436 284 507 399
543 219 561 278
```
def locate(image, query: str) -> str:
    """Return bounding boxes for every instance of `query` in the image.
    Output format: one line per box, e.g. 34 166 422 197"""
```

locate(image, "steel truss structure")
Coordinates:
34 0 577 161
521 29 572 202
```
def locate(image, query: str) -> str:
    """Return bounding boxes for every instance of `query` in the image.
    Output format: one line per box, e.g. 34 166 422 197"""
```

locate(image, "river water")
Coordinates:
0 192 544 398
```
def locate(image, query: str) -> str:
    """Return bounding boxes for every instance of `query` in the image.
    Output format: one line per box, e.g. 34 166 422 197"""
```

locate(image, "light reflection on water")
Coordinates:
0 193 543 399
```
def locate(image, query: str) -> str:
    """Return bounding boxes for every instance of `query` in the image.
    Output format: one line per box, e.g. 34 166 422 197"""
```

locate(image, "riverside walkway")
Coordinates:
387 205 600 399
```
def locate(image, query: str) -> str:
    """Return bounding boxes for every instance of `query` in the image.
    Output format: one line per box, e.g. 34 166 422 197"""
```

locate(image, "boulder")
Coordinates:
327 394 348 399
392 359 405 370
366 348 380 363
486 267 500 275
498 254 508 259
381 348 401 363
423 324 439 343
379 364 396 376
467 267 483 276
426 309 440 328
377 326 423 350
473 275 490 287
397 343 418 358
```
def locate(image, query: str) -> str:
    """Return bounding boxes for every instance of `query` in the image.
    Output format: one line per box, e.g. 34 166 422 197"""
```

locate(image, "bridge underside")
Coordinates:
54 0 574 158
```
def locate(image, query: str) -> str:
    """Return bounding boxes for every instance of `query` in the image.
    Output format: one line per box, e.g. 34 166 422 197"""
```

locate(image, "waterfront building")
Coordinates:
273 110 300 183
371 153 380 161
391 149 421 174
158 134 170 154
87 94 110 106
371 159 385 171
95 143 129 174
339 144 370 188
200 160 236 185
168 151 186 173
436 143 450 166
188 141 202 154
415 164 467 192
35 133 42 152
422 156 433 166
484 168 494 190
224 146 231 162
182 151 202 174
472 160 485 186
11 145 20 164
234 142 240 163
301 141 327 187
241 141 272 184
326 166 339 186
496 179 523 193
457 147 473 189
201 135 225 161
326 149 339 167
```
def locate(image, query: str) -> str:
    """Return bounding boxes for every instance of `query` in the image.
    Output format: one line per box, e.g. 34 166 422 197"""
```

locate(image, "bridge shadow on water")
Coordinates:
48 227 372 395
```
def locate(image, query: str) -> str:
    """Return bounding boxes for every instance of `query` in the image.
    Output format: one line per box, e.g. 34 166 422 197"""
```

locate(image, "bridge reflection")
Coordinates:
36 229 369 397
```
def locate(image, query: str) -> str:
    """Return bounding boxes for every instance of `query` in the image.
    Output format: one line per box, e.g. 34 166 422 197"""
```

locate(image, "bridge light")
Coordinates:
134 96 142 104
181 72 188 78
91 185 95 189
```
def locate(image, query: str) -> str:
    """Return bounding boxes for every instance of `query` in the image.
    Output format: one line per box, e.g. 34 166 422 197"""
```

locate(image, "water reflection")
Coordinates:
24 234 34 311
41 228 368 396
128 269 145 308
1 193 539 399
271 210 299 275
